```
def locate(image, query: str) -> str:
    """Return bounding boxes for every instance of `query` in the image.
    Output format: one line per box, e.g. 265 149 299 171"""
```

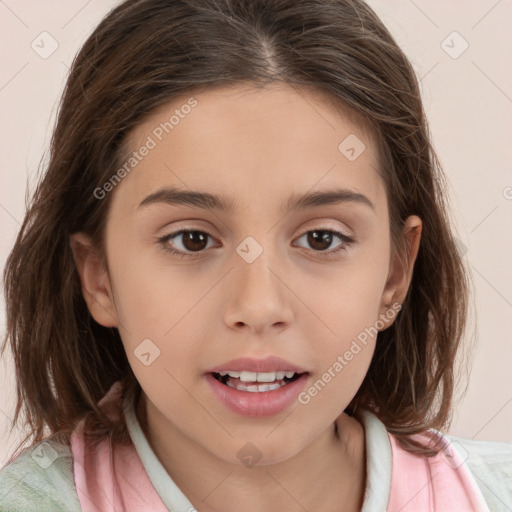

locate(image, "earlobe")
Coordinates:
69 232 119 328
379 215 422 322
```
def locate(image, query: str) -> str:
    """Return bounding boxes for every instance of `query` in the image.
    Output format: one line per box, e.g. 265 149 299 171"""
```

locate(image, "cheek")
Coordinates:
299 229 390 382
107 244 214 371
296 267 387 417
107 232 194 327
307 240 390 338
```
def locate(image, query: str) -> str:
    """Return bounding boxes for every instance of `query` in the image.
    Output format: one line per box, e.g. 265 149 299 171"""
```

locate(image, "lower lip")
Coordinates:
205 373 309 418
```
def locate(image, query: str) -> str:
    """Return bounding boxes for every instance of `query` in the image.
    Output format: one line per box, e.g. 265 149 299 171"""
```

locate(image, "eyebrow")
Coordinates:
137 186 375 214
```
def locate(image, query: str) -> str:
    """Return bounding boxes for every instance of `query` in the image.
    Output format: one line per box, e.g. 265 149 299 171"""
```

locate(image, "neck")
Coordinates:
136 392 366 512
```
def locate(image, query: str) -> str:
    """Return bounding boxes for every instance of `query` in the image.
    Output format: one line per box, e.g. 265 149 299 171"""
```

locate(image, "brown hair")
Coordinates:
1 0 471 463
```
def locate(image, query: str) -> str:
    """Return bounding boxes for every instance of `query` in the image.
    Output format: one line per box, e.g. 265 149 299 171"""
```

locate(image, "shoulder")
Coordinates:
0 437 81 512
446 434 512 511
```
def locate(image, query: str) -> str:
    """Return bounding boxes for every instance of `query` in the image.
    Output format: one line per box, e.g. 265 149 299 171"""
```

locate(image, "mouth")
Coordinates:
211 370 305 392
205 356 310 416
205 369 310 417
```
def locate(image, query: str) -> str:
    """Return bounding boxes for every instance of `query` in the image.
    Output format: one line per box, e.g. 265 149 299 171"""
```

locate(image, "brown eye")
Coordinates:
159 229 215 257
305 230 336 251
295 229 353 256
178 230 209 251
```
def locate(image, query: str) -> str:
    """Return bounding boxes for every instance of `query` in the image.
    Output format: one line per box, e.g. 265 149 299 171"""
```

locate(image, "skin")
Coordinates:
71 83 421 512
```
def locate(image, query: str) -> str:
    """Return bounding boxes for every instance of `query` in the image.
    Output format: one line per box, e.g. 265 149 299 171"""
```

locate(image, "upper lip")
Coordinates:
207 356 308 374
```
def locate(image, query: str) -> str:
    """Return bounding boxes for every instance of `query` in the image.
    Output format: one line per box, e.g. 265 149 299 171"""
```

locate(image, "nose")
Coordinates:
223 244 294 335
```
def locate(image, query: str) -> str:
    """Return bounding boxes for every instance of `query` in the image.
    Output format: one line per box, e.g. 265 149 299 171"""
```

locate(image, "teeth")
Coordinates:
218 370 298 382
256 372 278 382
226 381 285 392
240 371 258 382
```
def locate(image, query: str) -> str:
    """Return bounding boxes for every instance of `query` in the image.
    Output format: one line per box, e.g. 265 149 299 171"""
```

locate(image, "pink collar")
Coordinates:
71 382 168 511
387 430 489 511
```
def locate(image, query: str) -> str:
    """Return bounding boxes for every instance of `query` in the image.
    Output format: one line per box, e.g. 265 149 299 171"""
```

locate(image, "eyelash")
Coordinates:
157 227 355 260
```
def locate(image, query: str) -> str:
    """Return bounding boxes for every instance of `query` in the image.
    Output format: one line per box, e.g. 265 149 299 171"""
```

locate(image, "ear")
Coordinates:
379 215 422 326
69 232 119 328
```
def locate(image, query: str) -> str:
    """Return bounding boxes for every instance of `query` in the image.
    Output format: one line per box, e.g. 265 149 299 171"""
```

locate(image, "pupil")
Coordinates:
308 231 332 251
183 231 207 251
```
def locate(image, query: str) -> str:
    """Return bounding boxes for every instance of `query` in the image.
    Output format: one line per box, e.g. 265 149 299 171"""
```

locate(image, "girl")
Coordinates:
1 0 511 510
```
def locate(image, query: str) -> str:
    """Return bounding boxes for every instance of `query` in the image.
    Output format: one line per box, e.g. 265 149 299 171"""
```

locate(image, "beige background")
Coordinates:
1 0 511 466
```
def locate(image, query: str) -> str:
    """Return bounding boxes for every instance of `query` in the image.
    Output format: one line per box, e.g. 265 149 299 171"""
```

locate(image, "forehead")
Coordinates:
112 83 384 216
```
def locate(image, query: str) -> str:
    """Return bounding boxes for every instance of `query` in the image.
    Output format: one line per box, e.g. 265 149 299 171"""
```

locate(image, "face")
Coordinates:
72 83 421 466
